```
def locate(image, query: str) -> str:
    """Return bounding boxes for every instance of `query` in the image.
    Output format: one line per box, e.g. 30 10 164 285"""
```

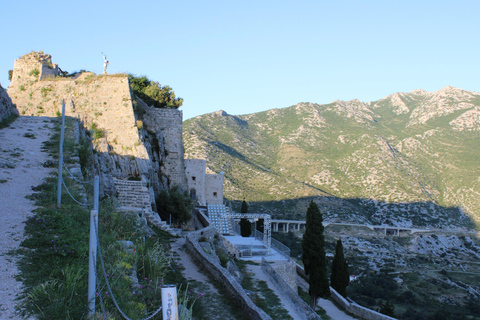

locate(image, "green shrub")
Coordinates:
90 122 104 139
155 186 193 226
128 74 183 109
29 68 40 77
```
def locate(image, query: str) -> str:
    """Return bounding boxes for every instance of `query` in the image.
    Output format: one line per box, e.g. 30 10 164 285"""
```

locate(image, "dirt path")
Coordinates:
170 237 218 294
0 116 54 319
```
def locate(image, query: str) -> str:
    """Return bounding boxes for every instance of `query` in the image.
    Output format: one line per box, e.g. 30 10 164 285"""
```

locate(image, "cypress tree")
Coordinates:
302 201 330 307
240 200 251 237
379 301 395 317
330 238 350 298
240 218 251 237
240 200 248 213
256 218 264 233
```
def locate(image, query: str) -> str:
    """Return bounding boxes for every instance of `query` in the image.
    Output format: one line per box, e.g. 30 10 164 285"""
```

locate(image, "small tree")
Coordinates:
302 201 330 307
330 239 349 298
379 301 395 317
240 218 251 237
156 186 192 227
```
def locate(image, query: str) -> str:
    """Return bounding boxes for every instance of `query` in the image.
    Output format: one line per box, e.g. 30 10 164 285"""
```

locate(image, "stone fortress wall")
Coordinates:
7 51 226 208
11 51 59 83
143 106 188 190
7 51 188 197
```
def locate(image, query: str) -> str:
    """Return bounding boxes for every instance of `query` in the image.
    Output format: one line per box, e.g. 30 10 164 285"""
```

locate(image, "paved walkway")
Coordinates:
297 275 358 320
0 116 54 319
246 264 304 320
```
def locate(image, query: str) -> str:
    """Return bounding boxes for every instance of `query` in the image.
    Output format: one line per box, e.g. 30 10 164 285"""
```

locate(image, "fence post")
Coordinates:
56 100 66 207
88 176 100 317
87 209 98 317
94 176 99 212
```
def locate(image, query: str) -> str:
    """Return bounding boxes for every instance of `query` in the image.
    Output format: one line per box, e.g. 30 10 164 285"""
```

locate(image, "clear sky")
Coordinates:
2 0 479 120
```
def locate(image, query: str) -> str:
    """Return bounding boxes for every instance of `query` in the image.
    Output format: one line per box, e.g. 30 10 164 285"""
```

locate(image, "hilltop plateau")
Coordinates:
184 86 480 229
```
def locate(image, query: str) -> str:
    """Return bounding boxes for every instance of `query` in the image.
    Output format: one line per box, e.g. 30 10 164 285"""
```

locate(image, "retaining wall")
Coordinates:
329 287 397 320
261 258 321 320
185 228 271 320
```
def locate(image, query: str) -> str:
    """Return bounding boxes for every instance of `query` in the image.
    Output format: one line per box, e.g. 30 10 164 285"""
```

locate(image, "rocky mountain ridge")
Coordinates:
183 86 480 229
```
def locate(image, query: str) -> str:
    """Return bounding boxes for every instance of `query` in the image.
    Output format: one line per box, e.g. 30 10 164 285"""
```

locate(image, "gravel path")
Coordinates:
297 274 358 320
0 116 54 319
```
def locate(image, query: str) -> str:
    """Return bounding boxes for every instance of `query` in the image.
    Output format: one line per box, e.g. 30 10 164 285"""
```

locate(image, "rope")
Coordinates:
92 253 108 320
63 162 94 184
61 180 93 207
94 219 163 320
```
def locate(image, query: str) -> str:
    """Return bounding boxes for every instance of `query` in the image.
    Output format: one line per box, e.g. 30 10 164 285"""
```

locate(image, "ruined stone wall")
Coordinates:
142 107 188 191
9 73 139 155
10 52 58 87
185 159 207 204
7 53 189 201
205 173 224 205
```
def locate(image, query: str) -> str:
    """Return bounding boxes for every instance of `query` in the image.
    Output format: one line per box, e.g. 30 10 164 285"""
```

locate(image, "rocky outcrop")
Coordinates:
0 85 18 122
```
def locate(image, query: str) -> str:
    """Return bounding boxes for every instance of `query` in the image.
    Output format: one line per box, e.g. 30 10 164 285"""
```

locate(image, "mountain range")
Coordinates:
183 86 480 229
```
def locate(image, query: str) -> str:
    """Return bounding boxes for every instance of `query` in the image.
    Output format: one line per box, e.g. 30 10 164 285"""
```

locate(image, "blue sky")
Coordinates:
2 0 479 120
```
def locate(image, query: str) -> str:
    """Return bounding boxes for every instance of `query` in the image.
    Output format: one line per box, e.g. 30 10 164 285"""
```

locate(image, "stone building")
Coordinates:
185 159 224 205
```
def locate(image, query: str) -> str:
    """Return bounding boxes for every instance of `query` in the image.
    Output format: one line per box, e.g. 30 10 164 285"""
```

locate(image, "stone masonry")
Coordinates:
185 159 225 205
113 178 180 236
8 52 188 197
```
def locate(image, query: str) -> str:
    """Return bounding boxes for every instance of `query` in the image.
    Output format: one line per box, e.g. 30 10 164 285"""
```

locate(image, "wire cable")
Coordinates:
94 219 163 320
63 162 94 184
61 179 93 207
92 253 108 320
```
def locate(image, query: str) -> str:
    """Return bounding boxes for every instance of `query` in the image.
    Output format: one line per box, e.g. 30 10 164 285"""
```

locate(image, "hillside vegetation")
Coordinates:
184 86 480 229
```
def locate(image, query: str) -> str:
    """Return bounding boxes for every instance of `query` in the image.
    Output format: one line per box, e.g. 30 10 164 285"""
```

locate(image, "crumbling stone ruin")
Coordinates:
7 52 193 208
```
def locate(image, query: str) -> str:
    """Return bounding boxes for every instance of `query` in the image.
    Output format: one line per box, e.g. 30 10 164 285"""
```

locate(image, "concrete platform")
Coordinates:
223 235 288 261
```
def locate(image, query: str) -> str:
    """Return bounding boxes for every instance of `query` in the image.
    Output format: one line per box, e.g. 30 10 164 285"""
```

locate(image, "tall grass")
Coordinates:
15 117 179 319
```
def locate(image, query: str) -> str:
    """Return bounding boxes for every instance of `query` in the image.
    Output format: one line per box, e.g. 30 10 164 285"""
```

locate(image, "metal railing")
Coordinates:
255 229 290 259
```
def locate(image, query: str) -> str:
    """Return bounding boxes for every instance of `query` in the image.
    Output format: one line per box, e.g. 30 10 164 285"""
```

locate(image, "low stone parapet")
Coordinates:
261 258 321 320
185 228 272 320
329 287 397 320
296 263 397 320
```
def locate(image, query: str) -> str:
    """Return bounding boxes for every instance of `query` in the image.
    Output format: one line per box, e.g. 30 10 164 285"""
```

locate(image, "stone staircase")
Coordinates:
113 178 181 236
